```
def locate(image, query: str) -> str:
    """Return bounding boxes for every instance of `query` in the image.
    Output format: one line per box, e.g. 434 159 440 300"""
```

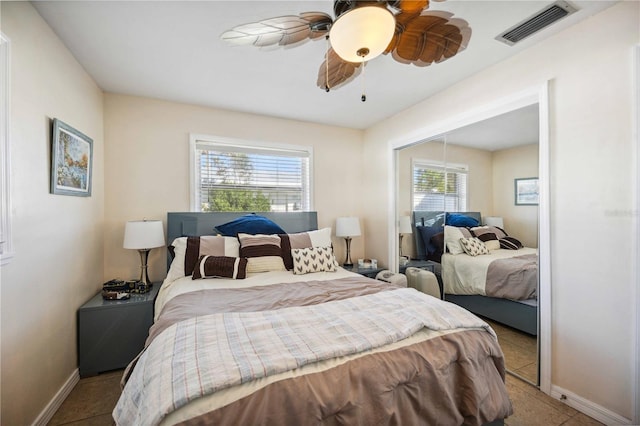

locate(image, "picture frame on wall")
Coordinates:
514 177 539 205
50 118 93 197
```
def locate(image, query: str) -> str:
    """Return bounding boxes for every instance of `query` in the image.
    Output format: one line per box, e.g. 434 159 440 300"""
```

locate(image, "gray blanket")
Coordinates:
486 253 538 300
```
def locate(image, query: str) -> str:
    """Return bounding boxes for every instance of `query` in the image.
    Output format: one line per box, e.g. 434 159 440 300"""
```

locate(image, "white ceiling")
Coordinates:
33 0 615 142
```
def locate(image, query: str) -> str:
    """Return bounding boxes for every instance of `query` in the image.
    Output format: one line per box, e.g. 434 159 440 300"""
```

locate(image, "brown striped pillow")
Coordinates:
192 256 247 280
238 233 286 273
499 236 523 250
167 236 240 280
470 227 500 250
280 228 332 270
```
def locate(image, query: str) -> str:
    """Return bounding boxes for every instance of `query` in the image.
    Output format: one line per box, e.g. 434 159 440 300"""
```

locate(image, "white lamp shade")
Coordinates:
398 216 413 234
123 220 165 249
484 216 504 228
329 6 395 63
335 217 361 237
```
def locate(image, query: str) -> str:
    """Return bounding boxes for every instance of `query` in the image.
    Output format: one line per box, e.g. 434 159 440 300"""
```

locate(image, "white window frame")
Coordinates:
189 134 314 212
411 158 468 212
1 33 13 266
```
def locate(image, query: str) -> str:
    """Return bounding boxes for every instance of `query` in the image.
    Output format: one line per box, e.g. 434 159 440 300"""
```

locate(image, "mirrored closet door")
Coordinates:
395 104 541 386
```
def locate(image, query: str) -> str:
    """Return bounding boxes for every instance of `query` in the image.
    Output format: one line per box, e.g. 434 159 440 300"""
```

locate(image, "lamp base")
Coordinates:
342 236 354 268
137 249 152 286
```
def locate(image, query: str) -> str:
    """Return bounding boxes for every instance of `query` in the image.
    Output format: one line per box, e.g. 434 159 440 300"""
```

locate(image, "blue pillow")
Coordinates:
215 213 286 236
445 213 479 227
417 225 443 255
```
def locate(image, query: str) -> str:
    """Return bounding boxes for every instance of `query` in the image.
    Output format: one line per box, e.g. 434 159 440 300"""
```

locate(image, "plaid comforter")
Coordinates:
114 287 494 425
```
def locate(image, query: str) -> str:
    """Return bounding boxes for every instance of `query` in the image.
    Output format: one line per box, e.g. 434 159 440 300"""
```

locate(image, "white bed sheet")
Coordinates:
442 247 538 296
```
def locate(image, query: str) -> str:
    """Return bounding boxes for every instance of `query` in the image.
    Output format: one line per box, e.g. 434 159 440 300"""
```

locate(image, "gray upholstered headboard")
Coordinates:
166 212 319 270
412 211 482 260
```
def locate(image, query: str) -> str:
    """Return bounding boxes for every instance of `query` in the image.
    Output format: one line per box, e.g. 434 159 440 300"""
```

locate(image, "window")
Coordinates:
0 33 12 266
412 160 468 212
190 136 312 212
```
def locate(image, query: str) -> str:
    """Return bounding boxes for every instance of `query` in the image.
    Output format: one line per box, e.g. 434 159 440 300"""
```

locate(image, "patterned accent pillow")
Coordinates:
192 256 248 280
280 228 332 270
167 236 240 281
459 237 490 256
238 233 286 273
499 236 523 250
291 246 339 275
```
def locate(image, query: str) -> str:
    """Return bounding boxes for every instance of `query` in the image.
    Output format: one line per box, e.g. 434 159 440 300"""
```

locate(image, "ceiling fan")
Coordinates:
221 0 471 100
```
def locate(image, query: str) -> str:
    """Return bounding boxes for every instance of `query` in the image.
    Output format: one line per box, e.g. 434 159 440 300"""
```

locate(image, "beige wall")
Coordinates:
364 1 638 420
492 143 539 248
103 94 365 281
0 3 104 424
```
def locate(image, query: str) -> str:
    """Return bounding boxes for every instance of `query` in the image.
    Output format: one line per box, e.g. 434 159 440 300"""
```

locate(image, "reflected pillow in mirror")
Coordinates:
459 237 490 256
444 225 472 255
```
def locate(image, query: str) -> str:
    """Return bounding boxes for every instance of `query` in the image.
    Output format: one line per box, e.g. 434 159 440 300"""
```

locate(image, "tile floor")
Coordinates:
484 319 603 426
49 323 604 426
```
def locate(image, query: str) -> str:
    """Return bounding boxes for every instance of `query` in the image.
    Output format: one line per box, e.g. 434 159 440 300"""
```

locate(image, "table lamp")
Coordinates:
123 220 165 286
335 217 361 267
398 215 413 259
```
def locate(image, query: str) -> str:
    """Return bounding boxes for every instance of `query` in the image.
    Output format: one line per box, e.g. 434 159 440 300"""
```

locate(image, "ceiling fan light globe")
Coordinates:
329 6 395 63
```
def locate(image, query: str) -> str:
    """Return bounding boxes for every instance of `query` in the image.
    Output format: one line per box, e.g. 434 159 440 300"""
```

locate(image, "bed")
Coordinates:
113 211 513 425
413 211 538 336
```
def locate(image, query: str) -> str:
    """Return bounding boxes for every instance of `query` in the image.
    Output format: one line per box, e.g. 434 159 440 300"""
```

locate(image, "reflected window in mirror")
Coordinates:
412 160 468 212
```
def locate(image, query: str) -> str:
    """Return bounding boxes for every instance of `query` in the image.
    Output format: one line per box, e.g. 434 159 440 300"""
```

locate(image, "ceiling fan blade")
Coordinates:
387 11 471 66
221 12 332 47
316 48 362 91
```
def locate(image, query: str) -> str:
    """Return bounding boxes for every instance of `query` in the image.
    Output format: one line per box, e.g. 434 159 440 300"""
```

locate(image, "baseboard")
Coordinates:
550 385 632 425
32 368 80 426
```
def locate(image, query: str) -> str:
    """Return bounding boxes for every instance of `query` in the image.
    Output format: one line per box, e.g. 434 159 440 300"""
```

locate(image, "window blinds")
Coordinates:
194 141 311 212
412 161 468 212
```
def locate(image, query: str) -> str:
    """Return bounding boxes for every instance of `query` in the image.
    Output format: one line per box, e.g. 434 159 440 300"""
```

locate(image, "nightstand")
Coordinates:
344 265 385 278
78 284 160 377
398 260 437 274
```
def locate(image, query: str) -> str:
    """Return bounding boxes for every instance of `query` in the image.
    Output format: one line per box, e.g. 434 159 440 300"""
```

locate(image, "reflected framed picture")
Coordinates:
514 177 539 205
50 118 93 197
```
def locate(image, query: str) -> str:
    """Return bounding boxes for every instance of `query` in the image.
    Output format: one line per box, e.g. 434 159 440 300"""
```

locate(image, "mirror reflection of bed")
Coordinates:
396 104 540 386
413 210 538 384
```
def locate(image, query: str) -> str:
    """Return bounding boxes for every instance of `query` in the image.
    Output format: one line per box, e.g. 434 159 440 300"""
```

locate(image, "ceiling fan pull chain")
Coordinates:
361 61 367 102
325 35 331 92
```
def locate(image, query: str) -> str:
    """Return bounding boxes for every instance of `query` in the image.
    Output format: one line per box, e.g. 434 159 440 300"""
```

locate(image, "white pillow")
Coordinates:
444 225 472 255
308 227 332 247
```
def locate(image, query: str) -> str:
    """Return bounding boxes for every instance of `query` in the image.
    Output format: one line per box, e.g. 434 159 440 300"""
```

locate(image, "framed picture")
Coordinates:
514 177 539 205
50 118 93 197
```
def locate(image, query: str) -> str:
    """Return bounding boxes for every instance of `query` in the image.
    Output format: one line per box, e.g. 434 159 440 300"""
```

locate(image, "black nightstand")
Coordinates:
344 265 385 278
78 284 160 377
399 260 437 274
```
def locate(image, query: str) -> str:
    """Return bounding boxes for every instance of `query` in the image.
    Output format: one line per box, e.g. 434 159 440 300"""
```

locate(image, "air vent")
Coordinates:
496 1 578 46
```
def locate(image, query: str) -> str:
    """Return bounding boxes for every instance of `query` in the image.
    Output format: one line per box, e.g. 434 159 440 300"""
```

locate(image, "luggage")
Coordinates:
404 267 441 299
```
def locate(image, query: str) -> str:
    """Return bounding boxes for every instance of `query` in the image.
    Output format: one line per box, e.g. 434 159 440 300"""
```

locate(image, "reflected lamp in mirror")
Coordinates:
123 220 165 286
484 216 504 229
398 216 413 260
335 217 361 267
